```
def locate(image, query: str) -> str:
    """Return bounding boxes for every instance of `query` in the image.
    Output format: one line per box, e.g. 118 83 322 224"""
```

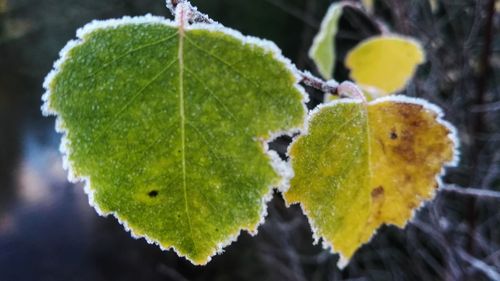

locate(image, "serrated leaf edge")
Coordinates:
41 14 308 265
285 95 459 268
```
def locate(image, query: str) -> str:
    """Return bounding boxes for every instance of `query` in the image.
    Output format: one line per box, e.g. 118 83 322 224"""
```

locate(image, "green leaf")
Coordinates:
284 96 457 268
42 15 306 264
308 3 345 79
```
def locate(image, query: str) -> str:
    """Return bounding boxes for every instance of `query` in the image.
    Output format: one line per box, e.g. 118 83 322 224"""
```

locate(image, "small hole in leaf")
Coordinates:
148 190 158 198
390 131 398 140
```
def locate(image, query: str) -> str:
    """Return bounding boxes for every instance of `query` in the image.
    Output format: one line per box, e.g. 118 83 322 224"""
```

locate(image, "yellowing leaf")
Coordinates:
42 15 306 264
429 0 438 12
0 0 6 14
345 36 425 97
362 0 374 12
285 96 457 267
308 3 345 79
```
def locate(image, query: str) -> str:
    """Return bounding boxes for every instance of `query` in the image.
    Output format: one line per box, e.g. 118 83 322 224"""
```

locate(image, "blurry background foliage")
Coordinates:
0 0 499 280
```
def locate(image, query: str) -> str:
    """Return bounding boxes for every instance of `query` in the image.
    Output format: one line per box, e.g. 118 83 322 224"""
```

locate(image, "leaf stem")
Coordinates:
336 81 366 101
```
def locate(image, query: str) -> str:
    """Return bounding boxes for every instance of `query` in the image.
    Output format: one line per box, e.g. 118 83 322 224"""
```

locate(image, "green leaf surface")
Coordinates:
42 15 306 264
285 96 457 268
308 3 345 79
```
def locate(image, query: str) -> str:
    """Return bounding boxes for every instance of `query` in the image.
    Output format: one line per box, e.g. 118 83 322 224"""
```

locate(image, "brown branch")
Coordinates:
298 70 338 94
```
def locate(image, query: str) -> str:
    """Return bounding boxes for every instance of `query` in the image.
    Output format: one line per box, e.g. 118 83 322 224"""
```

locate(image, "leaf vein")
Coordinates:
184 36 274 99
84 32 179 79
98 58 178 136
178 25 196 251
184 66 237 122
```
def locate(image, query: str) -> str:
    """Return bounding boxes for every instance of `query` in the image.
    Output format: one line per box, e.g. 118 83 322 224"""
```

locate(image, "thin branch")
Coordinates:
471 100 500 112
298 70 338 95
166 0 213 24
262 0 318 28
440 184 500 200
458 249 500 281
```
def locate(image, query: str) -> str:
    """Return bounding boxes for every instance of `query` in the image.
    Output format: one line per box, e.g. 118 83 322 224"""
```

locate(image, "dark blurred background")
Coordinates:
1 0 499 280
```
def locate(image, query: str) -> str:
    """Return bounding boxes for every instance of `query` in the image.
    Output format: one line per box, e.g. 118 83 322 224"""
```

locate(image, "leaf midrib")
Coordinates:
177 17 196 252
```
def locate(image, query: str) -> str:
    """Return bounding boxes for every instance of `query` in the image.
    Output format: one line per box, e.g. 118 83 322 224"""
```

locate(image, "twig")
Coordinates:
466 0 496 258
262 0 318 28
440 184 500 200
471 100 500 112
458 249 500 281
298 71 367 100
298 70 338 94
166 0 213 24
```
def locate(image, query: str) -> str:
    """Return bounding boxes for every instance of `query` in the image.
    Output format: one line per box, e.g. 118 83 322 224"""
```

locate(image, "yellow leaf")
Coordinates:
362 0 374 12
285 96 458 267
345 35 425 97
0 0 6 14
429 0 438 12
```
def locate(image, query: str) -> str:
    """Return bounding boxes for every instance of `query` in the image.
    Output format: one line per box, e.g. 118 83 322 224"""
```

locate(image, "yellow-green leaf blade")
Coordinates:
42 16 306 265
362 0 374 12
285 96 457 267
308 3 345 79
345 35 425 97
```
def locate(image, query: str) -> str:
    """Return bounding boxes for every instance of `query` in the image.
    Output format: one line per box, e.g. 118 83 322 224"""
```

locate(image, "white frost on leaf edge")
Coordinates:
165 0 175 13
284 96 460 269
308 2 345 79
41 13 308 266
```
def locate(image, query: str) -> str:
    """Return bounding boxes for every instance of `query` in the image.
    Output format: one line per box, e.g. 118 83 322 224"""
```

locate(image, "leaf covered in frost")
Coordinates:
284 96 457 268
308 3 345 79
42 14 306 265
362 0 374 12
345 35 425 97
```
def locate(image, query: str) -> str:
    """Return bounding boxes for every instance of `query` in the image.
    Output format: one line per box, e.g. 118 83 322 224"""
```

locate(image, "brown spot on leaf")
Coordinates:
407 201 417 209
371 186 384 200
404 174 413 183
392 129 418 163
397 104 422 120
